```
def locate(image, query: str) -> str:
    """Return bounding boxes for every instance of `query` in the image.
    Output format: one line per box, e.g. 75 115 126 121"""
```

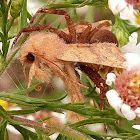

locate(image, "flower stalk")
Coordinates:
10 115 92 140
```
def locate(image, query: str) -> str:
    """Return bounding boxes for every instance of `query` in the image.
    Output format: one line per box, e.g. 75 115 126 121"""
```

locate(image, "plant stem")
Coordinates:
10 116 92 140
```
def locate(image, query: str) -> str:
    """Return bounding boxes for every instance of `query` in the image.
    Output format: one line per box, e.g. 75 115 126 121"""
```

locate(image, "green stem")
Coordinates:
11 116 92 140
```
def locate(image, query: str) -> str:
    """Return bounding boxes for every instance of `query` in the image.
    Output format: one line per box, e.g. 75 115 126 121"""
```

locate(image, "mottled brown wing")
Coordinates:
58 43 126 69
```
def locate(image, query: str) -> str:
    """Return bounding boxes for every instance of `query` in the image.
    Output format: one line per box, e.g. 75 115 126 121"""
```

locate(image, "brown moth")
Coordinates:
12 9 126 123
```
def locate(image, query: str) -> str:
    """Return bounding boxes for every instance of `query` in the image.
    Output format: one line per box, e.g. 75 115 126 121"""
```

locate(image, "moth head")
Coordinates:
20 52 35 65
21 53 52 88
20 42 52 88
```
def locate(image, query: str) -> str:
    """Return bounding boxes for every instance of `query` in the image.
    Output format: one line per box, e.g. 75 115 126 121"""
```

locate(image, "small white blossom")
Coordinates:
120 32 140 70
132 125 140 130
106 90 140 120
121 104 136 120
108 0 140 26
121 32 140 55
134 107 140 118
106 90 124 117
106 73 116 86
123 53 140 70
108 0 134 20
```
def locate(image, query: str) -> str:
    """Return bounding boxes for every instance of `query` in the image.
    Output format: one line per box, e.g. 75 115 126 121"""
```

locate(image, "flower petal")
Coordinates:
106 73 116 86
120 4 134 20
121 104 136 120
106 90 124 117
132 125 140 130
121 33 138 54
108 0 120 15
106 90 119 104
134 107 140 118
123 53 140 70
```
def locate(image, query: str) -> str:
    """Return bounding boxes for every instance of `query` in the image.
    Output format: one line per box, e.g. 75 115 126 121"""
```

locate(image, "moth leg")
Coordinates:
63 62 85 123
12 24 70 47
86 21 111 42
75 21 92 43
29 9 76 43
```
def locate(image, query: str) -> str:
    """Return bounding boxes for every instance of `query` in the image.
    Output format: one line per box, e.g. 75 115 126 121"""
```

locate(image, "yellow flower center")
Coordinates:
136 13 140 25
130 72 140 96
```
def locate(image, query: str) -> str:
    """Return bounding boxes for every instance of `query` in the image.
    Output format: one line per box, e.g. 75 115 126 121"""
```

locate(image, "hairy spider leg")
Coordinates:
12 24 70 47
87 21 111 43
75 21 92 43
29 9 76 43
77 64 109 110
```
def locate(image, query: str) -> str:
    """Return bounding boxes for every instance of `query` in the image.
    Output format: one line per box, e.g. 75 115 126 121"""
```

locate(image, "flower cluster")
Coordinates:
108 0 140 26
126 0 140 11
106 71 140 120
106 32 140 121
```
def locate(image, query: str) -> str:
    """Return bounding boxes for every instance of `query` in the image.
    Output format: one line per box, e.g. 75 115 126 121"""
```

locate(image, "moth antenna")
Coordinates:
32 52 88 89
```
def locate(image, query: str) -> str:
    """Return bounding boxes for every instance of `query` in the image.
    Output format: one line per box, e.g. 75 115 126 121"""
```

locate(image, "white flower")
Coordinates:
121 32 140 70
106 89 140 120
121 32 139 54
106 90 124 117
108 0 140 26
121 104 136 120
123 53 140 70
108 0 134 19
106 73 116 86
132 125 140 130
134 107 140 118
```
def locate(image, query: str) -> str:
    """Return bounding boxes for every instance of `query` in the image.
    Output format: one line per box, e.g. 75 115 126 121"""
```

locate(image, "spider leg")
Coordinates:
86 21 111 43
77 64 109 110
12 24 70 47
29 9 76 43
78 64 109 133
75 21 92 43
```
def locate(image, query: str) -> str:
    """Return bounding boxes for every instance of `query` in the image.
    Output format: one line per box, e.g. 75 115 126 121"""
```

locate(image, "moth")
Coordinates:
12 9 126 123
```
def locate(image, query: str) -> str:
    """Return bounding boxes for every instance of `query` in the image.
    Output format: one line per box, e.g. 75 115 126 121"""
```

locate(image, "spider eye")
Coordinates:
26 53 35 62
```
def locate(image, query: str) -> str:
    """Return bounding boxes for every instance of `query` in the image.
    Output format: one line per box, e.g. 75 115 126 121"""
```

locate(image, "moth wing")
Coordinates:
58 43 126 69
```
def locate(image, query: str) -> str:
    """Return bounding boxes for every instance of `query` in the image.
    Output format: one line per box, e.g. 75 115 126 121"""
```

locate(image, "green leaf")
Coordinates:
7 12 20 32
20 0 27 29
56 134 73 140
131 134 140 140
0 105 10 119
75 127 104 140
12 124 38 140
8 107 41 115
70 118 115 127
0 120 7 140
0 31 5 43
109 122 130 134
112 16 130 48
36 129 44 140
